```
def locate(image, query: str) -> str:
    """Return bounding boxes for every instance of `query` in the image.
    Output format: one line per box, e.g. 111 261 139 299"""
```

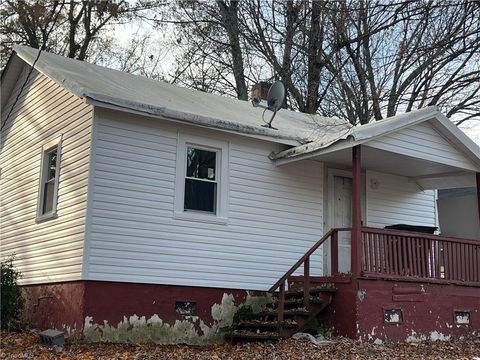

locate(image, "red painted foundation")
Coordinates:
23 278 480 341
22 281 254 334
22 282 86 332
321 276 480 341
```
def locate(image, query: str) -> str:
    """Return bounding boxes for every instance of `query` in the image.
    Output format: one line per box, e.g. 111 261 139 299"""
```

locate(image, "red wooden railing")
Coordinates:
268 228 351 323
269 226 480 323
361 227 480 285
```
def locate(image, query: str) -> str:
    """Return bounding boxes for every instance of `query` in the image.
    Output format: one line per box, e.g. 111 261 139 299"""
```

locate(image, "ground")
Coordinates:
1 330 479 360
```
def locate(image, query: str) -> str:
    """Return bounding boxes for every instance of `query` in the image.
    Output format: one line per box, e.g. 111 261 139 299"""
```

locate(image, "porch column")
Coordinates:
351 145 362 275
477 173 480 223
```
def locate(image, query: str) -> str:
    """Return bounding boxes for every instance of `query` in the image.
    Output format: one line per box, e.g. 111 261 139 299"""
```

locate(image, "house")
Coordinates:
1 46 479 343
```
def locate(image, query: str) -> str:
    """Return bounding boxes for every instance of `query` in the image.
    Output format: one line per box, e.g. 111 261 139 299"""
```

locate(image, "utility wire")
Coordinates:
1 1 65 132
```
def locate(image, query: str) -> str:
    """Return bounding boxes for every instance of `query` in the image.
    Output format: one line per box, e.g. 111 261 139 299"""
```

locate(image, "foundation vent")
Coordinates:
175 301 197 316
454 310 470 325
384 308 403 324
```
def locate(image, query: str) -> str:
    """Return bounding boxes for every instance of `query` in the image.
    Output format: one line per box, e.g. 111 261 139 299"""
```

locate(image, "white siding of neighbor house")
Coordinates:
0 68 93 285
367 121 478 171
85 109 324 291
366 171 436 229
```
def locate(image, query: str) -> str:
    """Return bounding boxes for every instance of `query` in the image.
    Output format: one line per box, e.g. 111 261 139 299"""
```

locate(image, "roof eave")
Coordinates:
85 96 304 147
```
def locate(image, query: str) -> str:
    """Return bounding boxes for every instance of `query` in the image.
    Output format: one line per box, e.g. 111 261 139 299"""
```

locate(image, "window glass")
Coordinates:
184 147 217 213
186 147 216 180
184 179 216 212
42 147 57 214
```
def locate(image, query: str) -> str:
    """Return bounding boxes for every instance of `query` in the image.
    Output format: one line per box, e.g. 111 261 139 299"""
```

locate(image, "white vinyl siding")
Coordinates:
367 121 478 171
366 171 436 229
85 109 324 291
0 68 93 285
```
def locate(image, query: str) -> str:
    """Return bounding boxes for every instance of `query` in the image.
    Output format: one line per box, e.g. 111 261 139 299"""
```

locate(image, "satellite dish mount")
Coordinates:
252 80 286 130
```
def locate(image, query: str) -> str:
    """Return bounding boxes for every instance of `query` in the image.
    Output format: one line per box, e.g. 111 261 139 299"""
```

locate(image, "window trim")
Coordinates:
174 134 229 224
36 136 62 222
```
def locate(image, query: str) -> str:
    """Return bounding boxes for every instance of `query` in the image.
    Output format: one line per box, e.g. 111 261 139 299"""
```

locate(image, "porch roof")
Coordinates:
271 108 480 190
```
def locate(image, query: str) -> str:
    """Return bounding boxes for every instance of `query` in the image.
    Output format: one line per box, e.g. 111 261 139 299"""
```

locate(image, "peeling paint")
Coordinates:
429 331 451 342
83 293 271 344
357 290 366 302
406 330 427 343
406 330 452 343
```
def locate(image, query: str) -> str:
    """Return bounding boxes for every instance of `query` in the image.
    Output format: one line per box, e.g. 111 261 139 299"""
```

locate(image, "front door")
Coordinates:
332 174 352 273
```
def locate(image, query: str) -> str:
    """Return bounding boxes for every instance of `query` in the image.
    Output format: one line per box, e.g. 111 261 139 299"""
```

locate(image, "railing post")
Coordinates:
476 173 480 224
351 145 362 275
278 282 285 324
331 230 338 275
303 257 310 309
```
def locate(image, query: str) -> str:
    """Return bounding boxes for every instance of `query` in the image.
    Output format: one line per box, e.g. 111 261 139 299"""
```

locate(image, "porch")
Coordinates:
267 140 480 340
230 110 480 342
228 225 480 342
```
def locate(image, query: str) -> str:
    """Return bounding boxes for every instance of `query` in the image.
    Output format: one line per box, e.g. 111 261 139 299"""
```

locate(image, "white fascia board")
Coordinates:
273 137 358 166
411 173 477 190
351 106 439 141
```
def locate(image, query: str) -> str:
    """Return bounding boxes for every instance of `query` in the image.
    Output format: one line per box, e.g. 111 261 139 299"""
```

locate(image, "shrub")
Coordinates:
1 256 24 329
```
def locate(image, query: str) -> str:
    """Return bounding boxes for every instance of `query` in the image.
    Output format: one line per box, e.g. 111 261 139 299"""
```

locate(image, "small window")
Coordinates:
37 137 61 221
184 147 217 213
174 134 228 224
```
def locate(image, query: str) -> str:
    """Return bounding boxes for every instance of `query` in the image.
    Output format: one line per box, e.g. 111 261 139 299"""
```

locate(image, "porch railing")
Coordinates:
267 228 351 323
269 226 480 322
361 227 480 285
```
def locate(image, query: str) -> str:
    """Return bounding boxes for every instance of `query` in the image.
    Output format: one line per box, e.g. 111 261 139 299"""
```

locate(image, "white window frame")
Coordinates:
36 136 62 222
174 133 229 224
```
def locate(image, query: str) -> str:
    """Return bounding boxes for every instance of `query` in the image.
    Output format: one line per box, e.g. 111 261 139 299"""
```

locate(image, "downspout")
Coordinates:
351 145 362 275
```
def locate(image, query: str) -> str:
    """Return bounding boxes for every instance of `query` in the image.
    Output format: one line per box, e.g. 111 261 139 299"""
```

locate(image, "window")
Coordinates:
175 134 228 223
37 137 61 221
185 147 217 213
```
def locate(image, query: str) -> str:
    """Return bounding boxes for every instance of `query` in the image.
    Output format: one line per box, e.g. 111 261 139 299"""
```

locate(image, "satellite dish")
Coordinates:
267 81 286 112
262 80 286 129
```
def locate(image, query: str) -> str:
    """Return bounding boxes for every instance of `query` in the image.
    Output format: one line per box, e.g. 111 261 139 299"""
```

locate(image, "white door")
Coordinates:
333 175 352 273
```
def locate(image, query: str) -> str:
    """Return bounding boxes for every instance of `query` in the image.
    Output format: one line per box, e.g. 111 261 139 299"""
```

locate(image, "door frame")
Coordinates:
327 168 353 232
324 168 353 274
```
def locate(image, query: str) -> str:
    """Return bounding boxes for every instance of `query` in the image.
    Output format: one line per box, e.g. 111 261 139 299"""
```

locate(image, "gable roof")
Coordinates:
4 46 350 146
271 106 480 170
2 46 479 169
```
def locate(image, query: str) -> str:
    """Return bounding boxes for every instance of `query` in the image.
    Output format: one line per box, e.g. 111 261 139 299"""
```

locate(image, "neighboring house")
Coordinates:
438 188 480 239
1 46 479 343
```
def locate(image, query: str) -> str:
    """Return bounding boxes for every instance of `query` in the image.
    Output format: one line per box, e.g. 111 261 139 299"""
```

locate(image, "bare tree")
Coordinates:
0 0 152 66
162 0 480 126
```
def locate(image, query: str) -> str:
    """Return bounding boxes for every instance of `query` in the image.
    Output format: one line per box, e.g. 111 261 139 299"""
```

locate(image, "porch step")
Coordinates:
236 320 297 330
259 308 310 317
281 287 337 298
227 330 280 341
269 297 326 308
228 283 336 343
